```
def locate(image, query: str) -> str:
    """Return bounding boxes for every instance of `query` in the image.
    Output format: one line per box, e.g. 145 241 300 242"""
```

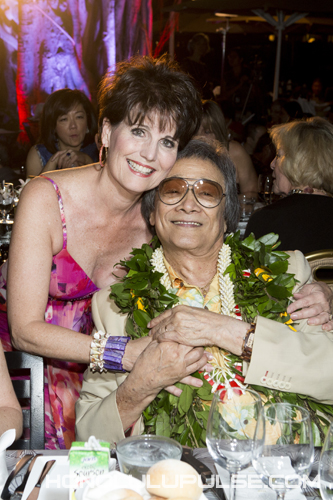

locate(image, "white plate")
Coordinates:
21 455 69 500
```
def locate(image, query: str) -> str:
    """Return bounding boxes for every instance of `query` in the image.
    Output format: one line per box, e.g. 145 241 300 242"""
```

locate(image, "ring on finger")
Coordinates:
329 313 333 322
66 152 71 157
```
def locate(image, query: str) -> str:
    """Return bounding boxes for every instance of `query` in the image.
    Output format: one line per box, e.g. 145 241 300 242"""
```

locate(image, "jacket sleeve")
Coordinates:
75 287 144 446
245 250 333 403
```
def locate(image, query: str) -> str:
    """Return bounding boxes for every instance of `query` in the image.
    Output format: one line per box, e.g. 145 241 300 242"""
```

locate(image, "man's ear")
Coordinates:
149 212 156 227
101 118 112 147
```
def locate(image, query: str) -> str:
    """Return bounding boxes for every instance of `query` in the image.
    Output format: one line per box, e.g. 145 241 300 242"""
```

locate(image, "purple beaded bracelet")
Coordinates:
103 336 131 372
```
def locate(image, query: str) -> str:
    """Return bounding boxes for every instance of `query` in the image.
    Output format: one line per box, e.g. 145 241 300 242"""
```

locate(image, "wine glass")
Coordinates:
258 174 273 205
206 387 262 500
0 183 14 222
252 403 314 500
319 422 333 500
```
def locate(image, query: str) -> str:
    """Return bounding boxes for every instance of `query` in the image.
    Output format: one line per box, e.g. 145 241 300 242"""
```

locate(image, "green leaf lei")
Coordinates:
110 233 333 447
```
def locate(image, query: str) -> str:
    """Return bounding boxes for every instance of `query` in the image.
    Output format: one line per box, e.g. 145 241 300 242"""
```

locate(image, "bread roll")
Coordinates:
146 459 203 499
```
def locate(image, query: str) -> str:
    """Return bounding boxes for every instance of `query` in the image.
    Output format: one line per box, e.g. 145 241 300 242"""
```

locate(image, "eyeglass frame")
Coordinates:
158 177 226 208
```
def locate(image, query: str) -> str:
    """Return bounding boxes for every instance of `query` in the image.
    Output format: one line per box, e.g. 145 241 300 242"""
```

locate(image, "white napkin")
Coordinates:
0 429 16 493
82 470 151 500
216 461 307 500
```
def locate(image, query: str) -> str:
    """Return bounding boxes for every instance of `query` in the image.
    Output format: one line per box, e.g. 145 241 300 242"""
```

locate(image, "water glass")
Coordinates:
252 403 314 500
116 434 182 481
238 195 256 221
319 422 333 500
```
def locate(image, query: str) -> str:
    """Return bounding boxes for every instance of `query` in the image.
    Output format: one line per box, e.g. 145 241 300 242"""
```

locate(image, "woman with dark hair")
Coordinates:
26 89 98 177
1 55 203 449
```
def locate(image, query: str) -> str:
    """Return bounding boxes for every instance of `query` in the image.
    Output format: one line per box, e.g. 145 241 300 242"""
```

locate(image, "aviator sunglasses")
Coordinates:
158 177 225 208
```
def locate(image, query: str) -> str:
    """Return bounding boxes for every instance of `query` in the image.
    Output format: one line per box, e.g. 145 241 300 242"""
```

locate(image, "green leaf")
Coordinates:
156 411 171 437
133 309 151 328
266 283 293 299
269 261 288 275
311 422 322 447
179 385 194 414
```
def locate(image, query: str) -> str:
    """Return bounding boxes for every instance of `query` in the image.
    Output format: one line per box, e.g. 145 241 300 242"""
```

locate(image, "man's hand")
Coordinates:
148 305 248 356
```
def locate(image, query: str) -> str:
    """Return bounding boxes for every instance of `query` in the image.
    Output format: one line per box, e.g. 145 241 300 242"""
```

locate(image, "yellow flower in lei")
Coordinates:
254 267 273 282
136 298 145 311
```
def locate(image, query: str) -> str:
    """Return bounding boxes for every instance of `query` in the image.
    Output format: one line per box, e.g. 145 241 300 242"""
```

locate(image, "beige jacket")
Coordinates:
75 250 333 445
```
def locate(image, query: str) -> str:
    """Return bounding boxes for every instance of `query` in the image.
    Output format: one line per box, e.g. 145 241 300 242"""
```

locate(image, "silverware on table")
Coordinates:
9 455 42 500
1 454 35 500
25 460 56 500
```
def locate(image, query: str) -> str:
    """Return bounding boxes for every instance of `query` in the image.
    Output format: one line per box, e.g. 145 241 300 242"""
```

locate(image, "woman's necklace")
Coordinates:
289 187 333 197
150 245 237 317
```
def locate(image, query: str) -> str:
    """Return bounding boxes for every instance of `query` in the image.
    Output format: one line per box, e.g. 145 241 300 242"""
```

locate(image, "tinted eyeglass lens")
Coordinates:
194 180 223 207
159 178 223 207
159 178 188 204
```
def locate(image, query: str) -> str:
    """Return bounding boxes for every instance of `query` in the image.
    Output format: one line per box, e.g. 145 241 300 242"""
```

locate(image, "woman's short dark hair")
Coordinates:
98 54 203 150
141 137 239 235
38 89 98 154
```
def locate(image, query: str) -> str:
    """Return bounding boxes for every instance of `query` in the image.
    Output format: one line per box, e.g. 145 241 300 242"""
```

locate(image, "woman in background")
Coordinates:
26 89 98 177
245 117 333 253
198 100 258 197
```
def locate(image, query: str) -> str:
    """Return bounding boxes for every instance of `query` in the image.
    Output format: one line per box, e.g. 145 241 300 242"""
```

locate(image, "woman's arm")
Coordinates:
0 344 22 439
7 178 92 363
26 146 93 177
229 140 258 197
25 146 43 177
42 150 93 173
76 340 208 443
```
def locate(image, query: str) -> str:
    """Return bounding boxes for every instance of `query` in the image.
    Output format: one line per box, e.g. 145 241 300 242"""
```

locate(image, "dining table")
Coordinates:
3 447 322 500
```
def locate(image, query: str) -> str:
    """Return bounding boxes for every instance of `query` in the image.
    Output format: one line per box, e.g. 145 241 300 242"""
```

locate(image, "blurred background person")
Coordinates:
181 33 214 99
245 117 333 253
198 100 258 197
25 89 98 177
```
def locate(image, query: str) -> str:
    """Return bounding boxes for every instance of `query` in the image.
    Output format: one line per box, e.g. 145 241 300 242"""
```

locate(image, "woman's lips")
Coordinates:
127 159 155 177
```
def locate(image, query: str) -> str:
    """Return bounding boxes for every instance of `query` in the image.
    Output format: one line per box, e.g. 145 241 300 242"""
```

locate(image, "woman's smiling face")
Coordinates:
101 112 178 196
150 156 226 255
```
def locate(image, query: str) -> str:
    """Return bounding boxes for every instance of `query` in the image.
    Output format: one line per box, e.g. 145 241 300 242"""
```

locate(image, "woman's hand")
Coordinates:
46 150 92 171
148 305 249 356
122 335 212 397
116 340 209 430
287 282 333 330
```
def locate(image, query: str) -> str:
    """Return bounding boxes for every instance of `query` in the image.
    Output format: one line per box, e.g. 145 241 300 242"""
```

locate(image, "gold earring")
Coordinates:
99 145 108 168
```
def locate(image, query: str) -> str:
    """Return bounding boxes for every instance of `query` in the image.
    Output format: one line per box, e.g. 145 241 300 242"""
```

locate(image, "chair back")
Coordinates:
4 352 44 449
305 249 333 288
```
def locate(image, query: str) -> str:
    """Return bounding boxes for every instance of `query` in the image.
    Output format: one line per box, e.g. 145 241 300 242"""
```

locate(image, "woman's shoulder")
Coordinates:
228 140 249 158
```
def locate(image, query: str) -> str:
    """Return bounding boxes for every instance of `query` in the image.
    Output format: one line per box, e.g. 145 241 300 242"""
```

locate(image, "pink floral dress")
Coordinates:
0 177 99 449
